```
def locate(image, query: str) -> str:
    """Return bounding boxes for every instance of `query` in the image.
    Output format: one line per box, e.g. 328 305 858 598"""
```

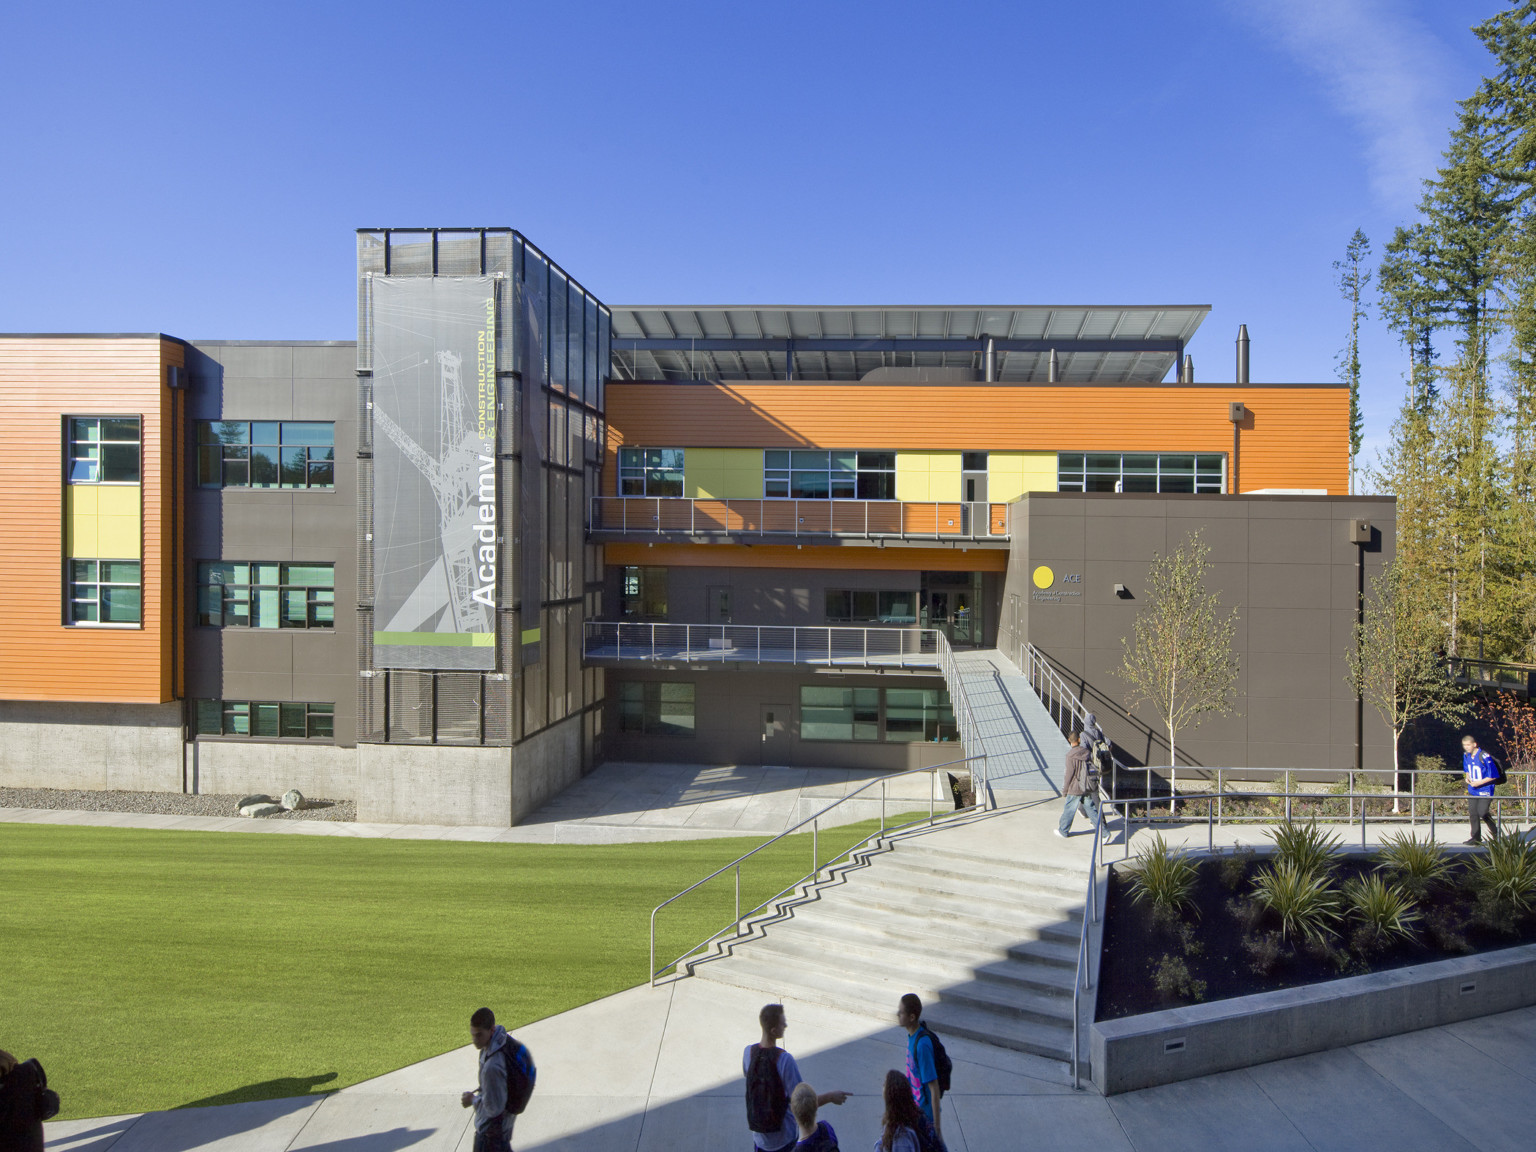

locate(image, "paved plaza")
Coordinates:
18 774 1536 1151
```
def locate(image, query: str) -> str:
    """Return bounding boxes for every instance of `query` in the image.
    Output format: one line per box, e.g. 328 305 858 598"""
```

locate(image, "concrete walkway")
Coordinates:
952 649 1071 795
41 802 1536 1151
0 761 938 845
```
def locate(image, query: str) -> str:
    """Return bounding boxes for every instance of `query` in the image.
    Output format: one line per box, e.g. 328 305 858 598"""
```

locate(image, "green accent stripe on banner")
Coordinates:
521 628 541 645
373 631 495 647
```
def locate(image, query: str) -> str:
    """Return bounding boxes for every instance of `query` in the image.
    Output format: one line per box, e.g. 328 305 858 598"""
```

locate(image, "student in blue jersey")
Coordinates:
896 995 946 1151
745 1004 848 1152
1462 733 1500 845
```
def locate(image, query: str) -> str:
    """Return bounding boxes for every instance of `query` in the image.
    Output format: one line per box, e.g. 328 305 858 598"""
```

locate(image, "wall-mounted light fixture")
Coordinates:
1114 584 1133 599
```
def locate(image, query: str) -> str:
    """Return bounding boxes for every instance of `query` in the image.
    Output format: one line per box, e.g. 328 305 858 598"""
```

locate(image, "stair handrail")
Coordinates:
1070 786 1109 1091
649 754 988 986
1023 643 1092 739
936 632 991 796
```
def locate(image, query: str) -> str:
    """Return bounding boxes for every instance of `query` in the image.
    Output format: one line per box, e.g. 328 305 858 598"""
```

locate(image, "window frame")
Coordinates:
617 681 696 737
196 421 336 490
66 558 143 627
193 699 335 741
618 447 684 497
620 566 668 620
1057 452 1226 495
797 685 958 744
195 561 336 629
764 449 895 500
66 415 141 485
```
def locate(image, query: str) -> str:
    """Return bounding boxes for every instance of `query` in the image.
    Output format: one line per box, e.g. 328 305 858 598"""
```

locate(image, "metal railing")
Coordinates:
648 755 990 985
1023 643 1091 738
939 636 992 797
584 622 941 668
1070 793 1106 1091
589 496 1009 540
1448 655 1535 697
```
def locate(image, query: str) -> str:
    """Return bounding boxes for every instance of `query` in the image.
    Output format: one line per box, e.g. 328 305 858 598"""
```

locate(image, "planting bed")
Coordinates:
1096 844 1536 1022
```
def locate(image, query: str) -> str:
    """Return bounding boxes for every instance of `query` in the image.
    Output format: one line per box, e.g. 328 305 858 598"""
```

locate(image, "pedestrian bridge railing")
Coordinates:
648 755 990 986
583 621 941 668
589 497 1009 541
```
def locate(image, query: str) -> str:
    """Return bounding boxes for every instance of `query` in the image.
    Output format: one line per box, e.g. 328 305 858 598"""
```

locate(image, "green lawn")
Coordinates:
0 815 917 1119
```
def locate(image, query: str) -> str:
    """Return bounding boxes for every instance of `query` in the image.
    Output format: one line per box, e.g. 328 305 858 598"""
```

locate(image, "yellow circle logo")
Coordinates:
1032 565 1054 589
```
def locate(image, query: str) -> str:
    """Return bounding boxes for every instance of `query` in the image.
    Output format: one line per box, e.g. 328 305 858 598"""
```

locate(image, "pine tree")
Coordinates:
1335 229 1371 492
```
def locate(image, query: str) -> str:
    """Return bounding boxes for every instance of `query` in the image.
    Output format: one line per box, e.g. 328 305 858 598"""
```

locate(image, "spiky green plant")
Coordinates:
1375 830 1453 896
1342 872 1420 946
1267 819 1343 876
1469 830 1536 917
1127 833 1199 918
1250 860 1342 944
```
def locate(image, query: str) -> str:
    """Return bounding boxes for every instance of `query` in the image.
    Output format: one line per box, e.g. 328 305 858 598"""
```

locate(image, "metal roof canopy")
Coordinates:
608 305 1209 383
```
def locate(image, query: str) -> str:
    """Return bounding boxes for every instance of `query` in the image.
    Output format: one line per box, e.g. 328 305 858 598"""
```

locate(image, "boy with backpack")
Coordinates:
461 1006 536 1152
744 1004 847 1152
1462 734 1502 845
896 994 951 1152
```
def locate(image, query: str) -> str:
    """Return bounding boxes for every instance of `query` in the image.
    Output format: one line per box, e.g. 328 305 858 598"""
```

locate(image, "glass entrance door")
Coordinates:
922 571 984 647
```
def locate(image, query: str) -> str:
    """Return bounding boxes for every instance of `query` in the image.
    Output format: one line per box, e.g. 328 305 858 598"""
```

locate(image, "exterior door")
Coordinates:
760 704 791 765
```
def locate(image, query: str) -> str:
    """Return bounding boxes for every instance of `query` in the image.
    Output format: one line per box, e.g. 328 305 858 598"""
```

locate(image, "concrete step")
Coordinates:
934 975 1074 1027
894 837 1086 884
869 850 1084 897
825 878 1083 930
845 868 1082 916
693 948 946 1018
783 893 1082 955
922 1000 1075 1064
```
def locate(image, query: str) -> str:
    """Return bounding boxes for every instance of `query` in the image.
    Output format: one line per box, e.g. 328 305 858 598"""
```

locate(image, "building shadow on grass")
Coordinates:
177 1072 338 1109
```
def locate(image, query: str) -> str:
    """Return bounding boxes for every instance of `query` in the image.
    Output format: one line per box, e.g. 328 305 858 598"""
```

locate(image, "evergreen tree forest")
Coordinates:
1370 1 1536 665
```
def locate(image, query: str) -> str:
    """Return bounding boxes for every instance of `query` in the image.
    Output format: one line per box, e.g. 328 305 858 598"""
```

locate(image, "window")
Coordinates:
197 422 335 489
764 450 895 499
801 686 880 741
68 560 142 624
825 589 918 624
884 688 958 743
617 681 695 736
618 448 684 496
196 563 335 628
194 699 334 740
1057 453 1225 494
621 566 667 619
68 417 140 483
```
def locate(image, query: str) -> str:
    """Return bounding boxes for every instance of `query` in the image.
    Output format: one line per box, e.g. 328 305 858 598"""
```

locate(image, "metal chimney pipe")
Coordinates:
1236 324 1250 384
1181 354 1194 383
1048 348 1060 382
984 336 996 382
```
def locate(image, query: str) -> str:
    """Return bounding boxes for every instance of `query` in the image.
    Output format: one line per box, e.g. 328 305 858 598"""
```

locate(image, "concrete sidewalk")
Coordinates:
0 761 940 845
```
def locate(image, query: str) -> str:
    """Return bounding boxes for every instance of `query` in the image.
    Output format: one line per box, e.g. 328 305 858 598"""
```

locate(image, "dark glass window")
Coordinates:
620 566 667 619
194 699 334 739
765 449 895 499
197 422 335 489
68 559 142 624
825 589 918 624
801 686 879 741
884 688 958 743
618 447 684 496
1057 452 1225 494
68 417 140 483
196 562 335 628
617 681 695 736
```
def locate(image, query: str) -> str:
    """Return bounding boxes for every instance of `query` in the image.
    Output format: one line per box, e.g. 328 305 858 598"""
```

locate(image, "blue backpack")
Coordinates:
500 1037 536 1115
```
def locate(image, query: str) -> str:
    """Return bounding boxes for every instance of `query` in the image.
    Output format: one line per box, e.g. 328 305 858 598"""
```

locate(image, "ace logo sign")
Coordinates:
1030 565 1082 603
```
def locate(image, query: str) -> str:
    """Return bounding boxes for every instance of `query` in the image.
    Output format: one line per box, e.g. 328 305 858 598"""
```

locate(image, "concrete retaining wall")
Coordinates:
0 701 184 791
1091 941 1536 1094
510 715 585 824
357 743 513 826
188 741 359 800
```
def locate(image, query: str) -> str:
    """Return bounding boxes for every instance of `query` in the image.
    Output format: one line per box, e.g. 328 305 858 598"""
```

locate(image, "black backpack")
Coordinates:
499 1037 536 1116
745 1045 787 1134
917 1024 952 1096
1490 755 1508 788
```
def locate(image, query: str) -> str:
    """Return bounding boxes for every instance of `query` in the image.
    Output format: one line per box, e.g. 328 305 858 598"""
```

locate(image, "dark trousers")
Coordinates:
474 1116 514 1152
1469 795 1498 841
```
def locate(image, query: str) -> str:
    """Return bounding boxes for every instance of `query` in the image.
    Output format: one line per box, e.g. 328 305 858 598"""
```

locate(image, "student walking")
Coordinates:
1055 731 1100 838
0 1048 57 1152
460 1007 535 1152
874 1069 934 1152
895 995 947 1151
789 1082 839 1150
745 1004 848 1152
1462 734 1501 845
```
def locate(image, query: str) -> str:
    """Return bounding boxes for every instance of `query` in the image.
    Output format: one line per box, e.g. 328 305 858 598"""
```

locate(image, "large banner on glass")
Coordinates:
370 276 498 669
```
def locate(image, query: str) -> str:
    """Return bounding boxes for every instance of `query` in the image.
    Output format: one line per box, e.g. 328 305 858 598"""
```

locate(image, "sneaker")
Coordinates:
1053 829 1069 839
1463 838 1482 846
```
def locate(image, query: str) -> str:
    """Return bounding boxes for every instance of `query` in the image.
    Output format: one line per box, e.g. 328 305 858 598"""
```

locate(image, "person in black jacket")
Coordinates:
0 1048 50 1152
1056 732 1100 838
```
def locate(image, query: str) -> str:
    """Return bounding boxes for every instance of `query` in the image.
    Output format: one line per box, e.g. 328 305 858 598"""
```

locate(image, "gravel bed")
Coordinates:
0 787 355 821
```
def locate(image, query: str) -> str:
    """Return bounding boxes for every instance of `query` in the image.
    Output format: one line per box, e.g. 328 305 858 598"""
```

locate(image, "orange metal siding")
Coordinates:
0 337 181 702
604 383 1350 496
604 543 1007 572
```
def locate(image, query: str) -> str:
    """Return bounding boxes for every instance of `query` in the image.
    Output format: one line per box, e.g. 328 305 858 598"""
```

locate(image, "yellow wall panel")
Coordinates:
989 453 1057 502
65 487 97 556
65 485 140 559
685 448 763 498
896 451 961 501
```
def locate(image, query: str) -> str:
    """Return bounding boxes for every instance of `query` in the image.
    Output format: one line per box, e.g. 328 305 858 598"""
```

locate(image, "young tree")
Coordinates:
1481 692 1536 803
1335 229 1372 491
1118 530 1240 768
1345 561 1471 802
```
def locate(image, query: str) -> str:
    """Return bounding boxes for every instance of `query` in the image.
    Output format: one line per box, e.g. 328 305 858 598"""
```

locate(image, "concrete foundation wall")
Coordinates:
511 715 586 824
357 743 514 826
188 741 359 800
0 701 184 791
1091 940 1536 1094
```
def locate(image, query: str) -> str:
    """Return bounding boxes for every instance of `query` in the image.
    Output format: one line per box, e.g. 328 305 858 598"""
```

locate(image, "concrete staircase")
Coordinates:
688 820 1084 1063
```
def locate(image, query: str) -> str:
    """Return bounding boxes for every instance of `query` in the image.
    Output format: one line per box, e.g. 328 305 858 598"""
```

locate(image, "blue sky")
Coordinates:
0 0 1506 466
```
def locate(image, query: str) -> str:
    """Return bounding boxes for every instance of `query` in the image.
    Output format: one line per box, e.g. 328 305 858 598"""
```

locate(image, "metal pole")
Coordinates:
735 866 740 933
813 819 818 878
1431 798 1436 843
881 778 887 835
1208 796 1214 852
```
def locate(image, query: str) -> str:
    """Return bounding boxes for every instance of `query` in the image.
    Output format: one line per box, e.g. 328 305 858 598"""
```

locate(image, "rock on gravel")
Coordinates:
0 787 355 822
